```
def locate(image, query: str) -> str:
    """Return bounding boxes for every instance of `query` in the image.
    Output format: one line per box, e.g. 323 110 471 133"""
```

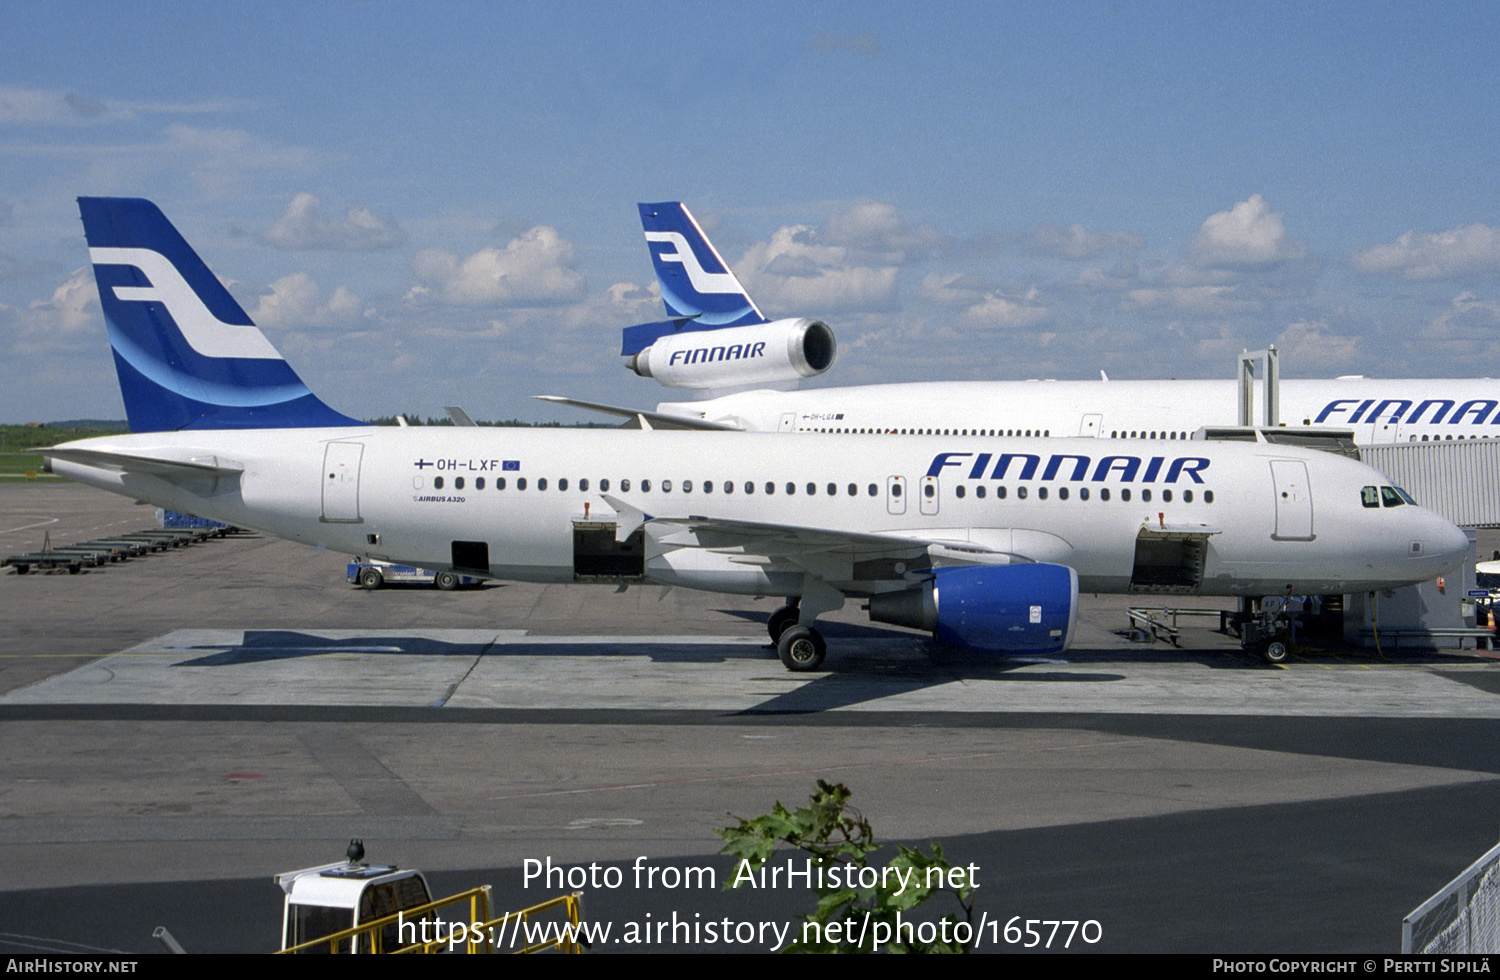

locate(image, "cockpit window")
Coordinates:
1380 486 1405 508
1394 486 1417 505
1361 486 1379 508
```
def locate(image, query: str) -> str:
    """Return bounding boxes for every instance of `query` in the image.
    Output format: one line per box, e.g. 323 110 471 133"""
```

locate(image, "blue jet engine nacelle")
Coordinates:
868 563 1079 653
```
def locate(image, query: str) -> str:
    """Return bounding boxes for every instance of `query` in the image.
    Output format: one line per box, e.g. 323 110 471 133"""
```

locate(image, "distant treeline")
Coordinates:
0 422 129 475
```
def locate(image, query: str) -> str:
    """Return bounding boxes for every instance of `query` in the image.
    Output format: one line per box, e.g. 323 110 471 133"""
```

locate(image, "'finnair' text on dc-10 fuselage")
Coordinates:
605 202 1497 446
45 198 1468 672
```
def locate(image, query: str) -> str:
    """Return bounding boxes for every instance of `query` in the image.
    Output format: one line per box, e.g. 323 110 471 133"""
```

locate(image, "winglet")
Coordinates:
601 493 652 542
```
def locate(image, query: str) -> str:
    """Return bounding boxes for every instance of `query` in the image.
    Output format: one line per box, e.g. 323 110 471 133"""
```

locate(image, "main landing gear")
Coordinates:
777 626 827 671
767 598 826 671
767 602 799 643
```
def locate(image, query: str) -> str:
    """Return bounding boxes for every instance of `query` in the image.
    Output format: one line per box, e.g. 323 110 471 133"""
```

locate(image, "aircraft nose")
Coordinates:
1415 510 1471 576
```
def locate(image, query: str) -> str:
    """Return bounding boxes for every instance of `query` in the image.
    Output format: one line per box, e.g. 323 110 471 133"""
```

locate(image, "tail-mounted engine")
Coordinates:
624 318 836 390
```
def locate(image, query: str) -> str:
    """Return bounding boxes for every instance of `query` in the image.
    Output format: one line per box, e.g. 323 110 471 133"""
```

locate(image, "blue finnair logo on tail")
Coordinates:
79 197 358 432
624 203 769 356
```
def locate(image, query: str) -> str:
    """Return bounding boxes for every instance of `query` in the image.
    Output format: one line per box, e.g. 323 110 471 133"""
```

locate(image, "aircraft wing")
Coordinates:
632 510 1032 589
36 445 244 481
534 395 743 431
653 514 948 556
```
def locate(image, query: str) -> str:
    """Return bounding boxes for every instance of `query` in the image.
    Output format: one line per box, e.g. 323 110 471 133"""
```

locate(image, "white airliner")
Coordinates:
561 202 1500 445
43 198 1467 671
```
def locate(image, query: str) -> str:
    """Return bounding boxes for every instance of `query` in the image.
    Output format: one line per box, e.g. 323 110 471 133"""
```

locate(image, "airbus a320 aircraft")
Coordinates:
44 198 1467 671
549 202 1500 446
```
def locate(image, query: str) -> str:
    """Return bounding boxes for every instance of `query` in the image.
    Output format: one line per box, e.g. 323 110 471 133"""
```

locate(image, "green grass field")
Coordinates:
0 424 127 478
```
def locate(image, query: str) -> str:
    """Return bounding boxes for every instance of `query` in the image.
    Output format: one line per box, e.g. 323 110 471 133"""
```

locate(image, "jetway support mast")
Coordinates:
1238 346 1280 428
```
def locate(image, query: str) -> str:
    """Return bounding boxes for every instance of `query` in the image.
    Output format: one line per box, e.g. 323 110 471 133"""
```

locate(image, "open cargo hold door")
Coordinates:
1130 521 1221 593
572 521 646 581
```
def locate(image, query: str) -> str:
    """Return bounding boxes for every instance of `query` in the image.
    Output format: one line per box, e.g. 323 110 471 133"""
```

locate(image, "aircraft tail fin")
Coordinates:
77 197 359 432
624 202 767 356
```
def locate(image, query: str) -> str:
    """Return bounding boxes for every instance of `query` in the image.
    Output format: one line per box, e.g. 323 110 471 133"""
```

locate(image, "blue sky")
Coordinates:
3 1 1499 423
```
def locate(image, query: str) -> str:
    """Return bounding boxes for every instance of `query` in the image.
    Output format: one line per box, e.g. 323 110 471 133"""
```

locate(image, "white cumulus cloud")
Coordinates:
0 85 252 124
408 227 584 307
1352 224 1500 280
1191 195 1305 269
1023 223 1143 260
250 272 361 328
961 288 1050 330
261 193 406 251
1274 319 1360 367
735 225 898 313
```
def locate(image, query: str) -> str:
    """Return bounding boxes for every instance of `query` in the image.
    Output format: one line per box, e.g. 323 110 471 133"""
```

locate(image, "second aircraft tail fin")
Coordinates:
623 201 768 356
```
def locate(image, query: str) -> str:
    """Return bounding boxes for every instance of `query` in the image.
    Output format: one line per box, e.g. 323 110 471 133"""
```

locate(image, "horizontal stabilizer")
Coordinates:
534 395 742 431
36 445 244 479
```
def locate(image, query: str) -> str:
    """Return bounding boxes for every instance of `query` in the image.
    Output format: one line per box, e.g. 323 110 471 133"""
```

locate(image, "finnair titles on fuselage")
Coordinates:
606 202 1495 446
45 198 1468 672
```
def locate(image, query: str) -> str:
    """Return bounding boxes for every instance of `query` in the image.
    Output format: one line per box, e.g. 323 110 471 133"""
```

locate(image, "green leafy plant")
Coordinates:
718 780 975 953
